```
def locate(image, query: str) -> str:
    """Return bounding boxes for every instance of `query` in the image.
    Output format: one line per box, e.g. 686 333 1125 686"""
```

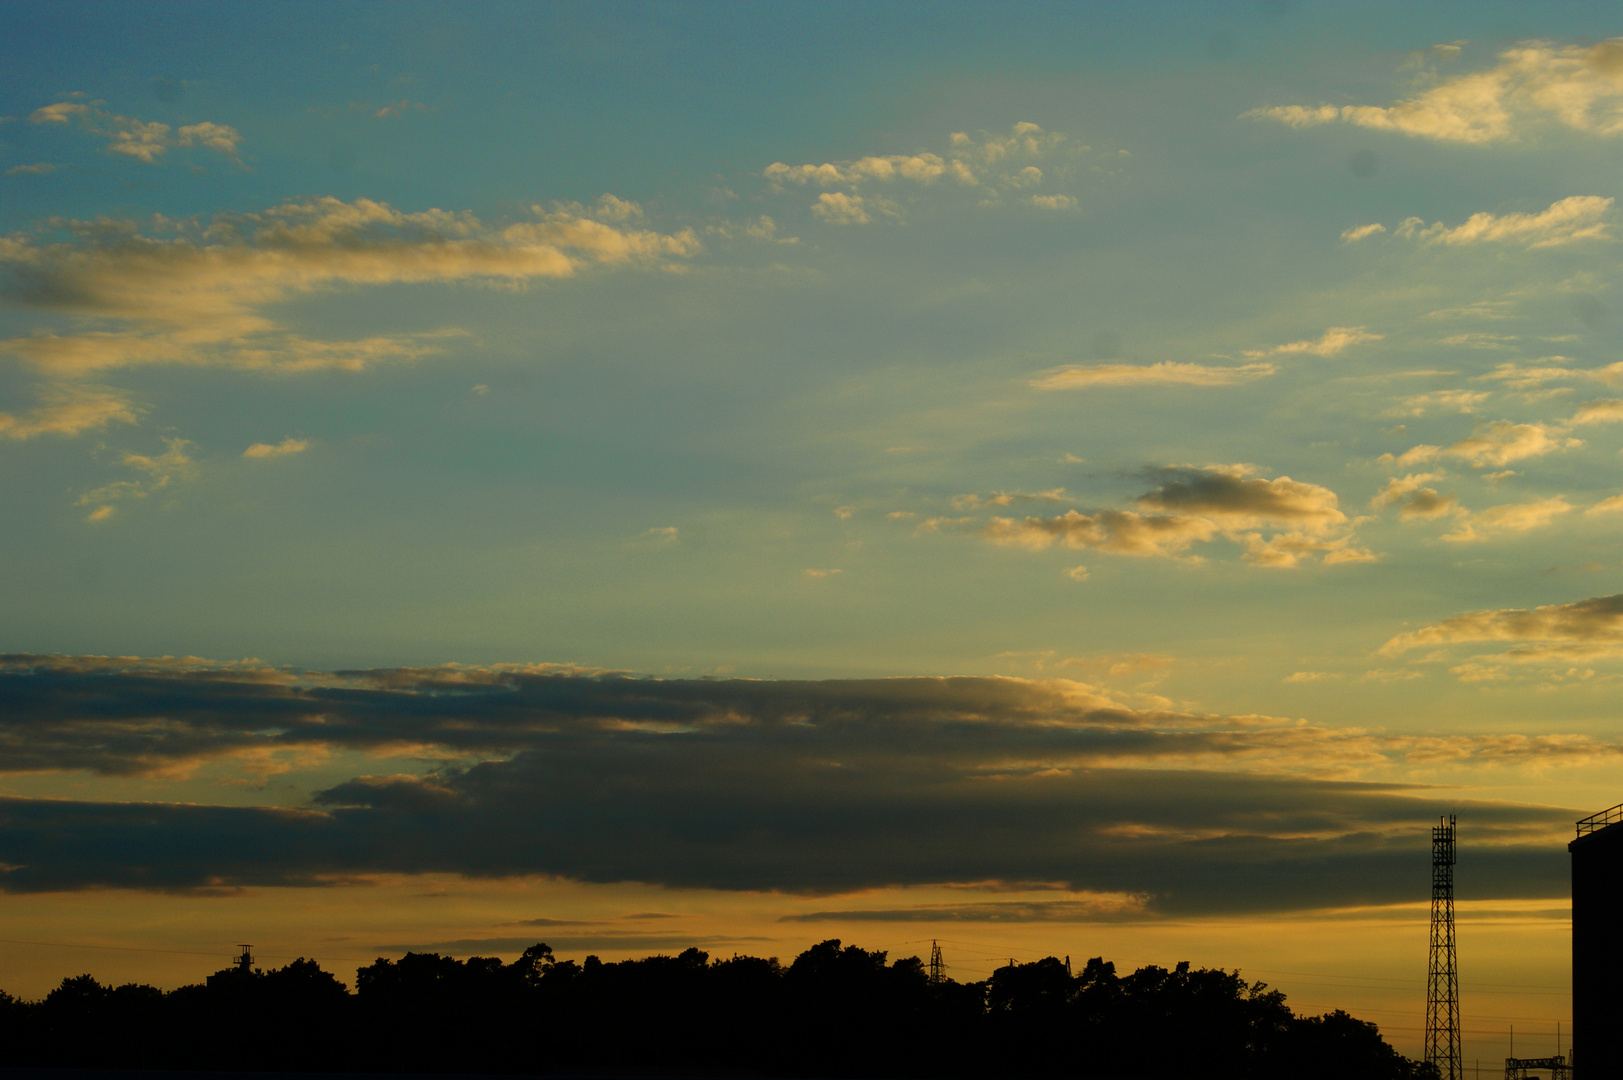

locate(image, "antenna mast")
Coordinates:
1426 815 1462 1080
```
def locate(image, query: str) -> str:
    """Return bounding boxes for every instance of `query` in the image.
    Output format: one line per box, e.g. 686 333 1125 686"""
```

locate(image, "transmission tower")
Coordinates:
1426 814 1462 1080
928 940 945 985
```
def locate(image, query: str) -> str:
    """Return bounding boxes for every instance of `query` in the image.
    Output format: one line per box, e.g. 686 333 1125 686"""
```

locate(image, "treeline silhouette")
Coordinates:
0 940 1436 1079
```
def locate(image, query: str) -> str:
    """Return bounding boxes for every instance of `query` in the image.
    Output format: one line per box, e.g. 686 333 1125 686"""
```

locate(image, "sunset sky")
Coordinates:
5 0 1623 1060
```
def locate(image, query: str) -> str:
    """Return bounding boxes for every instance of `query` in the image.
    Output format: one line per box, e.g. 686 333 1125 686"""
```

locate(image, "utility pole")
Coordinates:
928 940 945 985
1426 815 1462 1080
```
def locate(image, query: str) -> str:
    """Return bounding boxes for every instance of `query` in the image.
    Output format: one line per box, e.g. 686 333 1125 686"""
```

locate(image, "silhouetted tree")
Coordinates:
0 942 1432 1078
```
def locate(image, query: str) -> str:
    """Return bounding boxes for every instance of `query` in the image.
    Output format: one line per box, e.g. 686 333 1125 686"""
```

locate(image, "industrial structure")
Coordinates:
1571 802 1623 1078
1503 1054 1572 1080
928 940 945 985
1426 814 1461 1080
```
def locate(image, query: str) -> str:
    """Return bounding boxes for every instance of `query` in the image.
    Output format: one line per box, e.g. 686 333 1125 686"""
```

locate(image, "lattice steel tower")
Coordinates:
928 940 945 985
1426 814 1461 1080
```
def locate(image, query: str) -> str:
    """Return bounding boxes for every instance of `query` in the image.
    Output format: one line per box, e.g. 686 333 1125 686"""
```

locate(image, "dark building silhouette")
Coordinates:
1570 803 1623 1078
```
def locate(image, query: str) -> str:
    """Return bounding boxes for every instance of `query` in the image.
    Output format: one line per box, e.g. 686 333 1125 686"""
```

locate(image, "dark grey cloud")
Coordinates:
1135 467 1345 528
0 655 1585 915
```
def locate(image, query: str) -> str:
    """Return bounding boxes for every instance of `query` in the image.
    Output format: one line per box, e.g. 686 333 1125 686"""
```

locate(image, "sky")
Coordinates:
3 0 1622 1061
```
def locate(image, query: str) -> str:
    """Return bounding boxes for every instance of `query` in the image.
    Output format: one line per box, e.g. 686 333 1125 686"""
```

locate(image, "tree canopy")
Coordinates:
0 941 1435 1079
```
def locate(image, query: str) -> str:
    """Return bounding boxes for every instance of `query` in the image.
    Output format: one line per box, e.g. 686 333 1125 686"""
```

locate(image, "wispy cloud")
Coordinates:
1243 327 1381 359
0 383 139 440
75 437 197 517
1246 39 1623 144
1568 399 1623 425
1477 359 1623 391
1395 196 1612 247
1442 496 1572 542
243 437 309 459
1585 493 1623 516
0 197 699 376
1383 420 1580 469
1381 592 1623 657
952 489 1067 510
31 100 243 163
1370 473 1461 522
1384 389 1490 417
766 123 1114 220
982 509 1219 559
1029 361 1274 389
1340 223 1386 243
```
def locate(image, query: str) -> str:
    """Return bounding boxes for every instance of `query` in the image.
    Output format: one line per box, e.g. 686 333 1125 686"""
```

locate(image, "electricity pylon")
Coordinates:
1426 814 1462 1080
928 940 945 985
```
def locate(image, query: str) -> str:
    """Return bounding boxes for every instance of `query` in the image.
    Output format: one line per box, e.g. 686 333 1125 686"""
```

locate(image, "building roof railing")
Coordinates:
1576 802 1623 837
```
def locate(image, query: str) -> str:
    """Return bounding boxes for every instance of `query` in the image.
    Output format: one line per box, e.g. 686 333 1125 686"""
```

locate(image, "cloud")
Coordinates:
1585 493 1623 516
1381 593 1623 661
0 383 139 440
970 467 1364 567
1441 421 1580 466
982 510 1219 559
1341 223 1386 243
1569 399 1623 425
1384 390 1489 417
810 192 870 225
369 100 428 121
1441 496 1572 542
782 895 1147 923
1243 327 1380 359
766 124 1067 191
0 655 1587 911
30 100 242 163
952 489 1067 510
741 215 795 243
1390 197 1612 247
1370 474 1461 522
1429 300 1515 321
1029 361 1275 389
243 437 309 459
1245 39 1623 143
1236 532 1378 568
1136 467 1347 533
1440 333 1518 349
176 121 242 157
765 123 1108 216
75 437 196 514
1384 421 1580 469
5 163 57 176
1477 359 1623 391
0 197 700 375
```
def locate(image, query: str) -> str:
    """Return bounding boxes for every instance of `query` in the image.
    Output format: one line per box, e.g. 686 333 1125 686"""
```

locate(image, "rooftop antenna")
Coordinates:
1426 814 1462 1080
235 945 254 973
